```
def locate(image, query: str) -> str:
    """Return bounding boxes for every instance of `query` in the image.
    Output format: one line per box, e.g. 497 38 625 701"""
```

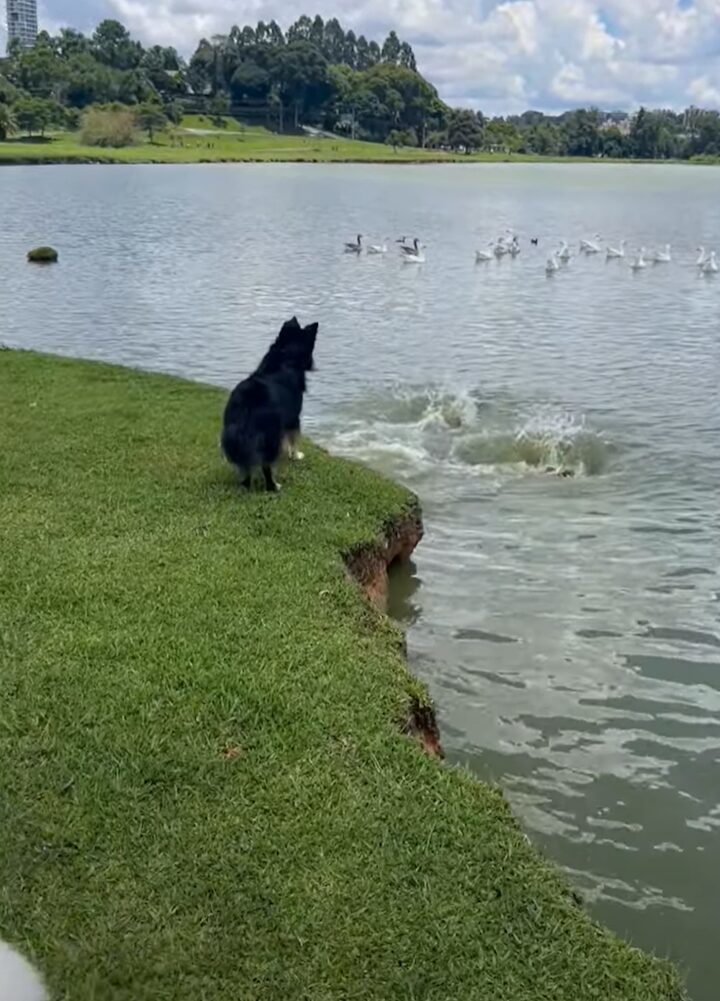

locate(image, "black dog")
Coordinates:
221 317 318 492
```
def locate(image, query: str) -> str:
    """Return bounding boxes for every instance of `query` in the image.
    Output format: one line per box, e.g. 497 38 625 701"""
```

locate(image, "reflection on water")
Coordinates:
2 162 719 1000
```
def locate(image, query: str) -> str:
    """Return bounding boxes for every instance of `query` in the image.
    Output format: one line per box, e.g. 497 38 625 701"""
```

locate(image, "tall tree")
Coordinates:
92 20 143 71
13 95 60 136
273 41 330 129
344 30 358 69
562 108 601 157
134 102 167 140
287 15 312 42
56 28 89 59
231 60 271 101
399 42 416 71
381 31 402 64
322 18 346 64
355 35 372 71
447 108 483 152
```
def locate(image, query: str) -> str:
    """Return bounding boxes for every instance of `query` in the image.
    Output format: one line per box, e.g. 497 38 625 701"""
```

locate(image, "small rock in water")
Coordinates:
27 246 58 264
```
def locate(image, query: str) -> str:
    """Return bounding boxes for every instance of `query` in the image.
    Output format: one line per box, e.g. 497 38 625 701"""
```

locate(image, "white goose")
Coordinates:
475 246 493 262
630 248 647 271
557 240 571 262
344 234 363 254
696 246 708 268
545 255 560 274
653 244 672 263
580 235 601 254
606 240 626 259
493 237 509 258
701 251 718 274
508 236 521 257
367 239 388 255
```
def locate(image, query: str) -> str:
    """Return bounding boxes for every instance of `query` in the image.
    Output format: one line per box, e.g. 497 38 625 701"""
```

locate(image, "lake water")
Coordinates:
2 163 719 999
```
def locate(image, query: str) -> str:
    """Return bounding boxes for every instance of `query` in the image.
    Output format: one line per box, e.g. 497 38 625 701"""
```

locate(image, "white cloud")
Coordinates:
7 0 720 113
688 74 720 109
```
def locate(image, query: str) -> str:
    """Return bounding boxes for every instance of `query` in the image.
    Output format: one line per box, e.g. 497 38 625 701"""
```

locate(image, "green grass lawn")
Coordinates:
0 117 716 165
0 117 607 165
0 350 686 1000
0 119 451 164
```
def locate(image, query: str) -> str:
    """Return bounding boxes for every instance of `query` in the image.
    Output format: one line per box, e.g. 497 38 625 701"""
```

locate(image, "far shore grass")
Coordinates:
0 348 686 1000
1 115 713 166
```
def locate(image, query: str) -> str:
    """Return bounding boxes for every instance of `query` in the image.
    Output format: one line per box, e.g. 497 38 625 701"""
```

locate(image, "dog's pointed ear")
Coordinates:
277 316 302 342
303 322 319 339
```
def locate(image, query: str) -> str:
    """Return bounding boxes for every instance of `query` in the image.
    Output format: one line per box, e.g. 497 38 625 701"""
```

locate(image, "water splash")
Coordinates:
455 407 609 476
325 385 611 480
343 384 478 430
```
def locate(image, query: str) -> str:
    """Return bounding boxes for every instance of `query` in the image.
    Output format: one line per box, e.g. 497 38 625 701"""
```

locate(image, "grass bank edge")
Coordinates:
0 348 687 1000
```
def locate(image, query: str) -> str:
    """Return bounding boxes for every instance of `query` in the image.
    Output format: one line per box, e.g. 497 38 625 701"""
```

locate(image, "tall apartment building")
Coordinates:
6 0 38 49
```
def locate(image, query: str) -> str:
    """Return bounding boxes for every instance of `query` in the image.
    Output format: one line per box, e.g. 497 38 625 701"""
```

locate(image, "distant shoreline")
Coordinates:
0 151 713 167
1 119 716 168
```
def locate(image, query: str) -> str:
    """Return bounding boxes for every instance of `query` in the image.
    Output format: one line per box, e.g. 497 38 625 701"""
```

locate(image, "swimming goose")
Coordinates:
557 240 571 261
545 255 560 274
401 237 422 257
493 237 509 257
653 244 671 263
402 240 426 264
606 240 626 259
580 235 601 253
344 234 363 254
475 246 493 262
696 246 708 267
701 251 718 274
630 248 647 271
508 236 521 257
367 239 388 255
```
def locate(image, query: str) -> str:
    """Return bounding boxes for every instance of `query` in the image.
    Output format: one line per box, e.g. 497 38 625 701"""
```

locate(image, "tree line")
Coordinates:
2 16 720 159
0 16 444 145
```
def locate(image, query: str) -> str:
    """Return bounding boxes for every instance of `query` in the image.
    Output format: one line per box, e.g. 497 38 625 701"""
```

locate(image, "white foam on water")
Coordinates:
323 386 611 481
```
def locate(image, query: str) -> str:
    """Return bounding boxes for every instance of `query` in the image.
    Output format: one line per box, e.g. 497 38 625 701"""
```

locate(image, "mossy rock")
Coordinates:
27 246 58 264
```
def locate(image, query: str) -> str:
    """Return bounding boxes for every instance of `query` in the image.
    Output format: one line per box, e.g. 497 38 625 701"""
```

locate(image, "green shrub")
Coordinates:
80 107 136 148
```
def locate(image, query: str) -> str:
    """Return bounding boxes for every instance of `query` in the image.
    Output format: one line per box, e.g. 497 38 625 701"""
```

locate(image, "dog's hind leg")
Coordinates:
286 430 304 461
262 465 281 492
236 467 252 490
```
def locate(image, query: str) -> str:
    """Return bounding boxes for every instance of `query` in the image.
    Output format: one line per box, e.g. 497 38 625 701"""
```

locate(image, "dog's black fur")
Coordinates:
221 317 318 491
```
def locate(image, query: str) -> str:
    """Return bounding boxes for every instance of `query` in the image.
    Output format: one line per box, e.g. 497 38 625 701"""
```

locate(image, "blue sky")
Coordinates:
4 0 720 113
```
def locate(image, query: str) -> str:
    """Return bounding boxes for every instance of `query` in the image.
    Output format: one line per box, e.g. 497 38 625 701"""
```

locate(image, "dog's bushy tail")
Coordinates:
221 422 260 471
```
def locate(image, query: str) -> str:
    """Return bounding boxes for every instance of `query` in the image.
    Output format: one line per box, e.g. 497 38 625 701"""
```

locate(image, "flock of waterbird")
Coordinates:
535 235 719 276
343 231 719 275
344 234 426 262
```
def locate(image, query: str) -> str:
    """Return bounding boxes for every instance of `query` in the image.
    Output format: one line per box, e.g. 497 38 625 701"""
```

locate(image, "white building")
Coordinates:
6 0 38 49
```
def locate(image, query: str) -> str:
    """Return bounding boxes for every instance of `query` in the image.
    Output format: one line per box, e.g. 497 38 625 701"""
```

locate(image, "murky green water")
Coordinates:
2 162 718 999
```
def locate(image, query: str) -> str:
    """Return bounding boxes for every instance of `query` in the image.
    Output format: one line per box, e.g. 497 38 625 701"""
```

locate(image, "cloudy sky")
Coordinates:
4 0 720 114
